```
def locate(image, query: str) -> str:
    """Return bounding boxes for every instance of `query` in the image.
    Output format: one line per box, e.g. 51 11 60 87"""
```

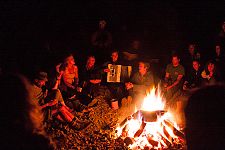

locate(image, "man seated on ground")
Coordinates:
182 60 202 120
163 54 185 109
0 73 55 149
30 71 90 130
163 54 186 129
102 50 126 107
183 60 202 91
125 61 154 109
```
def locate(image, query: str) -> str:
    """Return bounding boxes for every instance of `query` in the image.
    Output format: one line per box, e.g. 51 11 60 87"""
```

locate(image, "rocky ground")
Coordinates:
45 95 186 149
45 96 135 150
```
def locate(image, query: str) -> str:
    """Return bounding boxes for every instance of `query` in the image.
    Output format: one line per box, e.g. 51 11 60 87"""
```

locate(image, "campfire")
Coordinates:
115 87 186 150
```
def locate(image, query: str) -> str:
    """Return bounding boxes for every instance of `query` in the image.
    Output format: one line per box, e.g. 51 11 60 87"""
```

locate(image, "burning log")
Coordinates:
124 137 134 146
119 116 132 127
157 131 172 147
134 121 146 138
163 120 185 140
146 135 158 147
112 86 187 149
162 125 173 143
121 124 128 137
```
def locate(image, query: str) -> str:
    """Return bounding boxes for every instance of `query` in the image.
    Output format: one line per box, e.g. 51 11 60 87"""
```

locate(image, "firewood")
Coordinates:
124 137 134 146
163 126 173 143
157 131 172 147
164 120 185 140
134 121 146 138
147 135 158 147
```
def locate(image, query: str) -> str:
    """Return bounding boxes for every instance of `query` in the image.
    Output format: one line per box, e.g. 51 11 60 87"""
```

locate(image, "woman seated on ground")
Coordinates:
48 62 91 112
201 60 222 85
61 54 79 99
31 71 90 130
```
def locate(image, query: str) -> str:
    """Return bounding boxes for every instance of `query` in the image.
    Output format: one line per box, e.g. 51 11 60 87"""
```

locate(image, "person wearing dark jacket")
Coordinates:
79 56 102 105
183 60 202 90
125 61 154 108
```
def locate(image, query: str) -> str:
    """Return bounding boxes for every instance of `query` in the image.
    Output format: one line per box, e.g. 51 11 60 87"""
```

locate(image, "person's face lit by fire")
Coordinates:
172 56 180 67
99 20 106 30
188 44 195 55
207 63 215 72
66 55 75 65
192 61 200 71
87 57 95 68
111 52 118 62
35 79 46 88
139 62 147 75
215 45 221 55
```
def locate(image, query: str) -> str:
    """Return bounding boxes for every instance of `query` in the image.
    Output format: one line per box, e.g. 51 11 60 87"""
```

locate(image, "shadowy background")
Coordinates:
1 1 224 78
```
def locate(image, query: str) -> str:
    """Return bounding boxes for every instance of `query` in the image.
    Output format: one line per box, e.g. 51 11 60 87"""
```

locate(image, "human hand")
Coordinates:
104 68 110 72
48 99 58 106
125 82 133 90
77 87 82 92
163 82 168 88
165 86 171 91
183 84 187 90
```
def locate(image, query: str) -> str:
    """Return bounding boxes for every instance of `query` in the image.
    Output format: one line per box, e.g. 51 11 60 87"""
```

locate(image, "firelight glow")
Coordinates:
115 87 184 149
141 87 165 111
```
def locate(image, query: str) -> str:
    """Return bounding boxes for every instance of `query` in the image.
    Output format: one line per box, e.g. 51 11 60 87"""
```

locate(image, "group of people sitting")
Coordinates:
25 39 224 131
0 20 224 150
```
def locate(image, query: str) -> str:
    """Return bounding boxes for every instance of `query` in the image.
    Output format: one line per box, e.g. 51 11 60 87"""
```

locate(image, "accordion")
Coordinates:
107 64 132 83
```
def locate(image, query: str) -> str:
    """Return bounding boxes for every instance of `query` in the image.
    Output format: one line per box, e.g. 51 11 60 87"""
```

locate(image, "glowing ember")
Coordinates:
115 87 185 150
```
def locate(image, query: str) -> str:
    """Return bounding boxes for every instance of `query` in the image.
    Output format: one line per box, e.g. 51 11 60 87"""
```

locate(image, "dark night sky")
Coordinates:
1 1 225 73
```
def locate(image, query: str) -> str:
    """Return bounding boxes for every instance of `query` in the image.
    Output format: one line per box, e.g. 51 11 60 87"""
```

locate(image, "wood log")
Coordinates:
164 120 185 140
162 126 173 143
119 116 132 127
134 121 146 138
124 137 134 146
146 135 158 147
157 131 171 147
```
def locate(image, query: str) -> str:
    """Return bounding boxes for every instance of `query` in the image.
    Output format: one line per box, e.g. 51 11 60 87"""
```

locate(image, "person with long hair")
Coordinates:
201 60 221 85
61 54 79 99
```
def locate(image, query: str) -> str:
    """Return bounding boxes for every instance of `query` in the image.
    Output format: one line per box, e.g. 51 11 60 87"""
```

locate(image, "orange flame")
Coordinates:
115 87 183 149
141 87 165 111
